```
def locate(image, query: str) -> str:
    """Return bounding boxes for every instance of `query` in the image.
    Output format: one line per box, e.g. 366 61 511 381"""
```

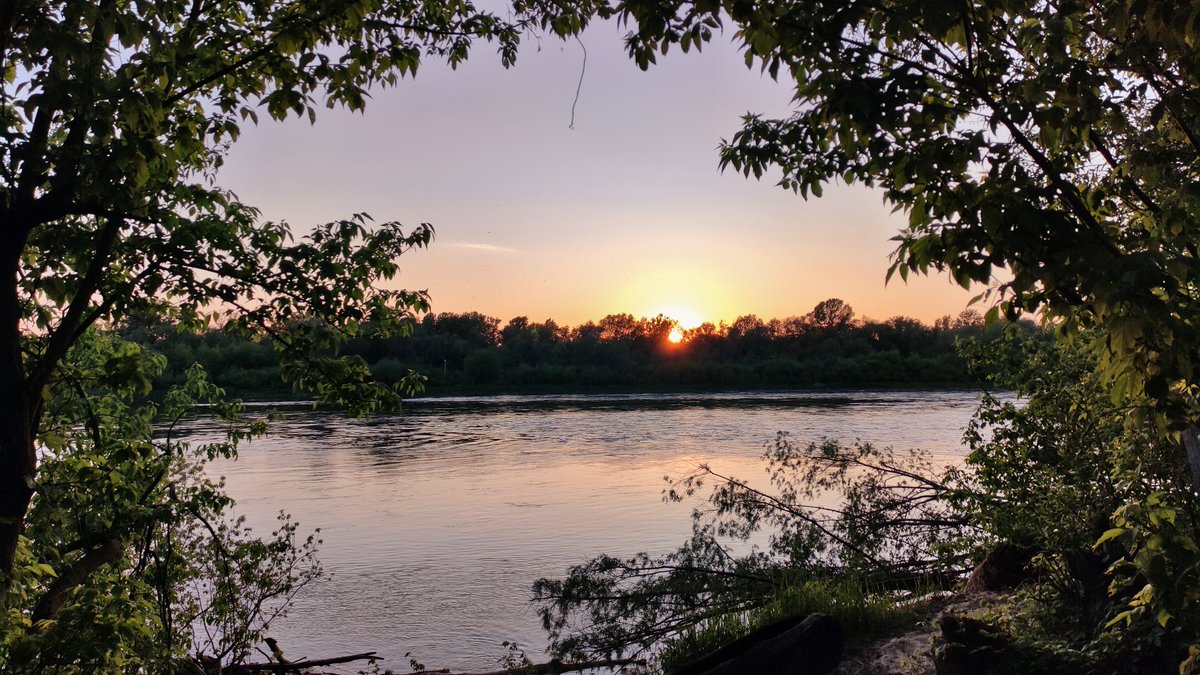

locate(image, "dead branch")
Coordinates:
224 651 378 673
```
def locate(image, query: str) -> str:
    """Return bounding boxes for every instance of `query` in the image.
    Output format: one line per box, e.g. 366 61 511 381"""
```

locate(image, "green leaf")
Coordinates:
1095 527 1127 547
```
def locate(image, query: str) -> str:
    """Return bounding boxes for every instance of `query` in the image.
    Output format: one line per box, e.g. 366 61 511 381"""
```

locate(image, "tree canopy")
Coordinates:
129 303 995 394
6 0 1200 667
0 0 610 579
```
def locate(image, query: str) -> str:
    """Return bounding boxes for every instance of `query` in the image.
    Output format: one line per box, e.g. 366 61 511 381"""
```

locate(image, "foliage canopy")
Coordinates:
6 0 1200 667
128 302 994 395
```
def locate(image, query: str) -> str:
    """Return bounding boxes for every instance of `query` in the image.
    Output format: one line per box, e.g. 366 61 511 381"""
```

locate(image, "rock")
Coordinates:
938 615 1006 649
832 592 1010 675
932 614 1008 675
671 612 843 675
835 629 935 675
961 543 1038 594
173 655 220 675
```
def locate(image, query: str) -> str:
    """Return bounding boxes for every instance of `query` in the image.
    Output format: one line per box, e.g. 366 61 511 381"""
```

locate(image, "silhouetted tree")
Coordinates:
807 299 855 332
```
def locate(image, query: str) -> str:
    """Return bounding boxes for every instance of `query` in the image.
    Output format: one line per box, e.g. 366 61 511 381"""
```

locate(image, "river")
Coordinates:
190 389 984 672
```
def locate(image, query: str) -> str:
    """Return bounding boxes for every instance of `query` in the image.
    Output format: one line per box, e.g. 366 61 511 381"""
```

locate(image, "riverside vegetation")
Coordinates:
0 0 592 670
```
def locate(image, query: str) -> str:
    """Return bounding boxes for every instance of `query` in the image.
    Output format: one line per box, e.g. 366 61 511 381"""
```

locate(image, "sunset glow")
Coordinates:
221 28 981 329
667 326 685 344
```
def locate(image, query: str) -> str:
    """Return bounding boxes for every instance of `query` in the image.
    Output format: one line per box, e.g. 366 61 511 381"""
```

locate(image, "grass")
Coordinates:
655 576 926 673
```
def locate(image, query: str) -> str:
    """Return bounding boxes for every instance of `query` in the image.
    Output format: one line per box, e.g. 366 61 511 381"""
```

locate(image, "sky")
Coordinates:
216 22 981 329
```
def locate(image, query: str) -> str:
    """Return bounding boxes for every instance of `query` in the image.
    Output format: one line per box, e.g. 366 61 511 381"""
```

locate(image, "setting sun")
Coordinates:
667 326 685 344
656 305 705 330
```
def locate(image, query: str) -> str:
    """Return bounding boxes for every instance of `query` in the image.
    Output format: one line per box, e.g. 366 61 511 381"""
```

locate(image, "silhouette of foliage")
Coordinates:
534 333 1200 672
129 300 1016 396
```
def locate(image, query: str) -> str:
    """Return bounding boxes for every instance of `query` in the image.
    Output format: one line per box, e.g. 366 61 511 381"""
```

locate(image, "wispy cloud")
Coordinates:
444 242 519 254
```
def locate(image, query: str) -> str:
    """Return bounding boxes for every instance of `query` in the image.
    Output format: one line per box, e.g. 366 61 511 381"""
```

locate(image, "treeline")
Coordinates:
123 299 1021 397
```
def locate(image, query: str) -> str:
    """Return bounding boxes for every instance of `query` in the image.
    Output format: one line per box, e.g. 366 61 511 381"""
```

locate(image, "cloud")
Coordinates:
444 242 519 253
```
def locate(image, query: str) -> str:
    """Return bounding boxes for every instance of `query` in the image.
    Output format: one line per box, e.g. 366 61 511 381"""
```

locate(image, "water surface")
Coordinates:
193 390 983 671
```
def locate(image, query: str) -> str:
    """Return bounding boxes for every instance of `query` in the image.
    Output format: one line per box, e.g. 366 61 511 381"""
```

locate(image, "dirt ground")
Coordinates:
833 592 1006 675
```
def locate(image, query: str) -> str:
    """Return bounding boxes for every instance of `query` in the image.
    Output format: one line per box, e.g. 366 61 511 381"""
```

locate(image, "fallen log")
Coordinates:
404 657 646 675
224 651 379 673
670 613 842 675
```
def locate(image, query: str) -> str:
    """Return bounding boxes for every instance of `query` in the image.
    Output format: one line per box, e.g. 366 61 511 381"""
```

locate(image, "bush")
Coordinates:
464 349 502 384
534 435 969 662
0 335 321 672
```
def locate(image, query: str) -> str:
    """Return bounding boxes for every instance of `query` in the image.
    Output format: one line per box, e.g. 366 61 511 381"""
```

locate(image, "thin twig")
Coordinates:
569 34 586 129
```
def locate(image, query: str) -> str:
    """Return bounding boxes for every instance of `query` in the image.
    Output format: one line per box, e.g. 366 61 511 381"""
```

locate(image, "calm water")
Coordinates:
190 390 983 671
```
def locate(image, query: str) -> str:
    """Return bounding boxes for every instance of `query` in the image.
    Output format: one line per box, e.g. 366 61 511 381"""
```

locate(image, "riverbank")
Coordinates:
204 380 987 405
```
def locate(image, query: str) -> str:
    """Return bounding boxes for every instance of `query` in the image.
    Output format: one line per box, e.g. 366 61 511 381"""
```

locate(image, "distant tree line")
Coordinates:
121 299 1023 398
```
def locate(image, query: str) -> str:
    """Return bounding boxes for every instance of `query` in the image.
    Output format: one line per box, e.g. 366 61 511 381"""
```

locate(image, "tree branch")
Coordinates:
408 657 648 675
27 215 124 393
30 538 122 623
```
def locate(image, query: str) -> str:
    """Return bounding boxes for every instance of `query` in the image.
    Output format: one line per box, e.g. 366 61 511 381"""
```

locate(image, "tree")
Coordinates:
0 0 598 627
597 313 641 342
535 434 970 664
638 313 675 342
952 310 984 331
432 312 502 348
2 334 328 671
806 299 854 332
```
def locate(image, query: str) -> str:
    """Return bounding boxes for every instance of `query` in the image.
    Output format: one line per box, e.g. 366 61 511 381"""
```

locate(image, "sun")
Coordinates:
667 326 685 344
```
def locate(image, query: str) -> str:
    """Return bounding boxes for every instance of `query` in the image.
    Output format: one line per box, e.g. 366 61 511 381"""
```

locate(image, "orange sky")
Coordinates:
218 23 984 328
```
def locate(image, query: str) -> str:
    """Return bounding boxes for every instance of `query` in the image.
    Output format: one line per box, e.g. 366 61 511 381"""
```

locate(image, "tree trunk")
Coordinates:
0 398 34 581
1184 426 1200 496
0 238 33 581
31 538 122 622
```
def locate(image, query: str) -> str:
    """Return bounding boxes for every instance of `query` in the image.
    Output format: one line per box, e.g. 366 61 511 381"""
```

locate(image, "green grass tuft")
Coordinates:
656 576 922 673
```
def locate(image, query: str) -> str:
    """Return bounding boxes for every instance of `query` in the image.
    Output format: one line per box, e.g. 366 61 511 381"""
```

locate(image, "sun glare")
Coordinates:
659 306 704 329
668 326 685 344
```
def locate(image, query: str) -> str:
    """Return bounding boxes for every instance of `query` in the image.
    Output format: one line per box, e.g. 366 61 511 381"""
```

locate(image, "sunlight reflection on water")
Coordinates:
184 389 986 672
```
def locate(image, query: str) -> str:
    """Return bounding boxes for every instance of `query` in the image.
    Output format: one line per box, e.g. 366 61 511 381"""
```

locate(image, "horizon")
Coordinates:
402 303 982 332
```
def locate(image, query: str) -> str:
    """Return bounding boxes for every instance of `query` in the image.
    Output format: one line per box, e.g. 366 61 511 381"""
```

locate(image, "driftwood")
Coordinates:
224 651 378 673
406 657 646 675
670 613 842 675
